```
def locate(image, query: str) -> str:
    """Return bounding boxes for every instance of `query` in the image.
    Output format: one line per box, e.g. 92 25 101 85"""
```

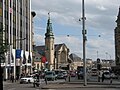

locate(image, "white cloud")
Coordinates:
34 34 45 45
97 6 107 11
32 0 119 60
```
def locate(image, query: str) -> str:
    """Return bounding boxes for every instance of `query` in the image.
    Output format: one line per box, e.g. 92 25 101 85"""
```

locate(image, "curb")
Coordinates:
41 83 120 89
60 82 120 85
41 85 120 89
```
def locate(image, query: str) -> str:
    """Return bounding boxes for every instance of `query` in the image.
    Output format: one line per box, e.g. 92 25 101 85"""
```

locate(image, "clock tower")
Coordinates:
45 13 54 70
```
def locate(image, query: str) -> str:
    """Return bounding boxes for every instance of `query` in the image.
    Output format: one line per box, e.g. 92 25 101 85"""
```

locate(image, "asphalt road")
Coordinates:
56 88 120 90
3 79 65 90
3 76 120 90
4 83 120 90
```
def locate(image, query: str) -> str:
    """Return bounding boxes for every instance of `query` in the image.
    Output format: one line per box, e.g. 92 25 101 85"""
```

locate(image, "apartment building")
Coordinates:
115 7 120 65
0 0 32 80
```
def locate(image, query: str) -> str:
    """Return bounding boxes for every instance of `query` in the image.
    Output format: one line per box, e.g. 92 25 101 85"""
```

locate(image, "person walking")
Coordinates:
11 74 14 83
98 70 103 82
102 72 105 82
110 72 113 84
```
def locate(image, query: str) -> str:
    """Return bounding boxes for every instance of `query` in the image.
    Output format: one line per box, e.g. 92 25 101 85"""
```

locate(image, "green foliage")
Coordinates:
0 27 8 54
0 44 8 54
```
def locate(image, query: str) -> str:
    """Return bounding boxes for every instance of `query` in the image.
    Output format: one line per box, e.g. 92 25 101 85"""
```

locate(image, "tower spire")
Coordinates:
45 12 54 38
48 12 50 20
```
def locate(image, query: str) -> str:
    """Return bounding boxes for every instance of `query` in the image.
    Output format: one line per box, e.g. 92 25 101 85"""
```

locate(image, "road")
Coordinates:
3 79 65 90
3 76 120 90
4 83 120 90
56 88 120 90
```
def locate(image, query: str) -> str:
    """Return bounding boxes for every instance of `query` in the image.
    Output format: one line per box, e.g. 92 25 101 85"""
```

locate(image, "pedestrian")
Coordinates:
98 71 100 82
11 74 14 83
100 71 103 82
10 73 12 81
45 78 47 85
16 74 19 80
102 72 105 82
110 72 113 84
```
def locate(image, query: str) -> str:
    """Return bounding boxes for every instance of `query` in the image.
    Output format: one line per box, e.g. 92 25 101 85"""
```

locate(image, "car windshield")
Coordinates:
25 76 32 78
91 69 97 71
104 72 109 74
45 72 53 75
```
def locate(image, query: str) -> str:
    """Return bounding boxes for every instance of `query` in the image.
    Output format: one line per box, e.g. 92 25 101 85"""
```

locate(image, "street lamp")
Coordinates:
82 0 87 86
97 51 99 58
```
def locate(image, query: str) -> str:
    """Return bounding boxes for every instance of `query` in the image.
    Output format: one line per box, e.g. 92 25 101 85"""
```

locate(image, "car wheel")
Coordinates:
28 80 30 83
20 82 23 84
52 78 54 81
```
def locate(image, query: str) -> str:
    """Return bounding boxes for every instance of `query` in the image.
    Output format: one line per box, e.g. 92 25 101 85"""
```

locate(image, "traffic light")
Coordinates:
97 58 100 63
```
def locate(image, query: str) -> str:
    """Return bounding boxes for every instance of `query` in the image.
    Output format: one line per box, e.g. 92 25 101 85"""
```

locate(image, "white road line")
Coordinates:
8 88 16 90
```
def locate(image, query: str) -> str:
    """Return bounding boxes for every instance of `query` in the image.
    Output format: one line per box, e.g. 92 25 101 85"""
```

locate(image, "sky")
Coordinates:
31 0 120 61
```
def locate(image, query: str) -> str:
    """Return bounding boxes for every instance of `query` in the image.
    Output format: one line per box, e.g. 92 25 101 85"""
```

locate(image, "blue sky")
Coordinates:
31 0 120 61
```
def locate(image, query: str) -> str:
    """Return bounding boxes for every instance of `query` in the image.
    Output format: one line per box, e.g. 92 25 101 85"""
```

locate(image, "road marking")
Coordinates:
8 88 16 90
105 88 117 90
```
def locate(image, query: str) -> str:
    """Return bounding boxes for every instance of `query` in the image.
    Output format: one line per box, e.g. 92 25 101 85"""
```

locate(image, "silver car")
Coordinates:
45 71 57 81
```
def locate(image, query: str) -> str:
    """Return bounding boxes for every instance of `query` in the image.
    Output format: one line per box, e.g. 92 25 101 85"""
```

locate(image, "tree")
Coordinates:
0 27 8 90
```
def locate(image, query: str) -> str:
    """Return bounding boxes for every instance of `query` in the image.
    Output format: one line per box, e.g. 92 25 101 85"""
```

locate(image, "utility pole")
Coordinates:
82 0 87 86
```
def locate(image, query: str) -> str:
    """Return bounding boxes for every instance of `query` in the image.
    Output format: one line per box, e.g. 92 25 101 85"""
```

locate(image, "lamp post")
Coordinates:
82 0 87 86
97 51 99 58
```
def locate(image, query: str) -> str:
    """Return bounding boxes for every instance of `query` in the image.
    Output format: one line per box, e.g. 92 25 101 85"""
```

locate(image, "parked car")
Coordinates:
90 68 98 76
77 71 84 79
70 70 76 77
57 73 65 79
103 71 110 79
20 76 36 84
54 69 68 79
45 71 57 81
111 73 118 79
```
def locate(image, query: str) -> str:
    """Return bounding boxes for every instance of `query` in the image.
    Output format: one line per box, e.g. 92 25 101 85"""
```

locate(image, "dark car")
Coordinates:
77 71 84 79
44 71 57 81
77 66 84 79
57 73 65 79
70 70 76 77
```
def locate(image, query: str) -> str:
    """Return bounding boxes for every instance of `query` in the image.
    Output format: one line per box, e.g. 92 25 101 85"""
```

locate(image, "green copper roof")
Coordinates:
45 13 54 38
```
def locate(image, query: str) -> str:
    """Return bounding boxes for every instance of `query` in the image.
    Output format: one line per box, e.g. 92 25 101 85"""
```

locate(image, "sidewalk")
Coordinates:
3 80 19 85
41 80 120 89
